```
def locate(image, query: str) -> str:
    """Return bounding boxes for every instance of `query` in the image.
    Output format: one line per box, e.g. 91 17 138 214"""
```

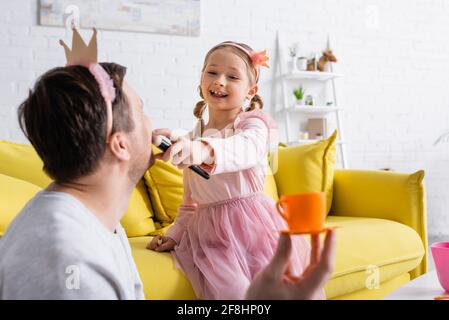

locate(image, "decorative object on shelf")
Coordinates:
307 118 327 139
298 131 309 140
293 86 306 106
307 52 320 71
297 57 308 71
305 94 315 106
326 101 334 106
288 42 300 73
318 49 337 72
307 49 338 72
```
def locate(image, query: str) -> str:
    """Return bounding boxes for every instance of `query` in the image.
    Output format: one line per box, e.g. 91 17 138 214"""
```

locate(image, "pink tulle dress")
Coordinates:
166 109 312 300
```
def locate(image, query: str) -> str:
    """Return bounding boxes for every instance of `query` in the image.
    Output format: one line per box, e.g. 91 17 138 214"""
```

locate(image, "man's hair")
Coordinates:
18 62 134 184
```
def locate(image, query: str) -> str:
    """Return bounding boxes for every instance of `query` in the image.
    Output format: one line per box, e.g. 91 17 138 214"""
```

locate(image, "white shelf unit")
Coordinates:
278 71 343 81
276 105 342 116
270 32 348 168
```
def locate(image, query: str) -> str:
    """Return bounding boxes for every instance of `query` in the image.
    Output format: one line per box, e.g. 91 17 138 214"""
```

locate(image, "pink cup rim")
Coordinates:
430 242 449 250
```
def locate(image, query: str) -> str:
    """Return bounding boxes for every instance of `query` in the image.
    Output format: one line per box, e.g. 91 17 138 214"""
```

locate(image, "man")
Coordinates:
0 62 335 299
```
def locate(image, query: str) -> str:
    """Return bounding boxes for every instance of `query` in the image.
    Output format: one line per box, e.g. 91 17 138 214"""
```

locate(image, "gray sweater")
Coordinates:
0 190 145 300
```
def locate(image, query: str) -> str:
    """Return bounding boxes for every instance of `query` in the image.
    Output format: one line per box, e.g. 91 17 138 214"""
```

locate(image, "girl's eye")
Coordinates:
207 71 217 75
229 75 239 80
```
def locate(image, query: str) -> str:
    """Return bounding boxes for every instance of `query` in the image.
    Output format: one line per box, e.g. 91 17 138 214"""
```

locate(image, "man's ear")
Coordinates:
247 84 259 100
108 132 131 161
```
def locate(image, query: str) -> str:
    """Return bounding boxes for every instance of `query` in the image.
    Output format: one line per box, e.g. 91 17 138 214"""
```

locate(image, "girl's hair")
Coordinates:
193 42 264 136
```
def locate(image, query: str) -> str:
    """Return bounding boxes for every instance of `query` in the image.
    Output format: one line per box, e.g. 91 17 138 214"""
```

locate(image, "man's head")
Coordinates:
18 62 153 185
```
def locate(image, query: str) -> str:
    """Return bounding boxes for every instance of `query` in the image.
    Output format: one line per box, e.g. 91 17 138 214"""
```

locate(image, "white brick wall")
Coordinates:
1 0 449 238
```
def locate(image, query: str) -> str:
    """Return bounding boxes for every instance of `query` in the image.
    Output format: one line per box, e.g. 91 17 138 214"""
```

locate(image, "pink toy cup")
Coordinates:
431 242 449 292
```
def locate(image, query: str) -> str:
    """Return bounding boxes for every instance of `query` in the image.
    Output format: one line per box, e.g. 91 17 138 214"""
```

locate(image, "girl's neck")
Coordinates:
205 107 242 131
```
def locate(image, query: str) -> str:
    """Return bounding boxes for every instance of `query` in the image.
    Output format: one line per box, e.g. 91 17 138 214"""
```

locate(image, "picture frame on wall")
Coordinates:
39 0 201 36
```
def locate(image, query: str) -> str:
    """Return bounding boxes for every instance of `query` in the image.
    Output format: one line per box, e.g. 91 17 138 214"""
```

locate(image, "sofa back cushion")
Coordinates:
143 146 184 230
0 173 41 236
331 169 425 223
0 140 156 237
0 140 51 188
274 130 337 214
263 165 279 201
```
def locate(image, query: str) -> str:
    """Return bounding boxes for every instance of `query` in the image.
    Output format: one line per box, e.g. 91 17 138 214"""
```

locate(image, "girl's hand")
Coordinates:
146 235 176 252
152 128 213 169
170 137 213 170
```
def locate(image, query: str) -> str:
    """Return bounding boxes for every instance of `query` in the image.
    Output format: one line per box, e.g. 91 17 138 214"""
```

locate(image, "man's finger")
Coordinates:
319 229 337 273
310 234 320 265
301 229 337 291
268 233 292 280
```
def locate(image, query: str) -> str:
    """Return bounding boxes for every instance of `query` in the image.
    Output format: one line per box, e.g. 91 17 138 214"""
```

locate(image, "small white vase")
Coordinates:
297 58 308 71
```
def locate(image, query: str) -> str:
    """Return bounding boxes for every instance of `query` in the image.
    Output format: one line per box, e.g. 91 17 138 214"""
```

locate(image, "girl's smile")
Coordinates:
209 89 228 98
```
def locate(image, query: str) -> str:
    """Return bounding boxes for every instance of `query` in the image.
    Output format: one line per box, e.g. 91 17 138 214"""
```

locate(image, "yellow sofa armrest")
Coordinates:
330 169 427 278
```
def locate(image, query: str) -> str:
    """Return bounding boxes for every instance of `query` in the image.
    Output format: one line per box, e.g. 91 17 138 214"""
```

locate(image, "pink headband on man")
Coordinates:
60 28 115 141
211 41 269 82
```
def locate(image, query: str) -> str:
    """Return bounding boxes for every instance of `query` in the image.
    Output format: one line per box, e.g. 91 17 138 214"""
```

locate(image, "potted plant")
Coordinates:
293 86 306 106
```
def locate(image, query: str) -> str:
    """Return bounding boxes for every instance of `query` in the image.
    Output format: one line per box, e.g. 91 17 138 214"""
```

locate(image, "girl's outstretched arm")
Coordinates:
200 117 271 175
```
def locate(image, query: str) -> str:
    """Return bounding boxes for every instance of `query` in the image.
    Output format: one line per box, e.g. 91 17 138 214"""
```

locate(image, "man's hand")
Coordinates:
146 235 176 252
246 230 336 300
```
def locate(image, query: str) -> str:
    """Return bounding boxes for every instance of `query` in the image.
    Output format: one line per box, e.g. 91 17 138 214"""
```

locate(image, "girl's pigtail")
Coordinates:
245 94 264 112
193 97 207 138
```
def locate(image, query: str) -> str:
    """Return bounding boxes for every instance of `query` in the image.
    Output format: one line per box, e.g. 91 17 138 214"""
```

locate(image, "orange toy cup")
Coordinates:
276 192 326 234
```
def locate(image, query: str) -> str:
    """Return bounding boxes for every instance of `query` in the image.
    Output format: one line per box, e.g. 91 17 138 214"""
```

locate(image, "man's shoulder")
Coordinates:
6 191 91 233
0 191 105 263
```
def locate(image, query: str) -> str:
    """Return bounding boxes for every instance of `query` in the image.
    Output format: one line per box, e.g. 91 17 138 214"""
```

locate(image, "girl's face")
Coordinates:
200 48 258 112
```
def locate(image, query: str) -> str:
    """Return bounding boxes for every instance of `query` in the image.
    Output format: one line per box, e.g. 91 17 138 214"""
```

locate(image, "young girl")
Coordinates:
148 41 314 300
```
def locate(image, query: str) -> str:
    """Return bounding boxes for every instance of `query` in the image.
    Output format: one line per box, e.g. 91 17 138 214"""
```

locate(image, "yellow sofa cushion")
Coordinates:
121 180 156 237
274 131 337 214
0 140 52 188
333 273 410 300
263 165 279 201
324 216 425 299
331 169 425 225
0 140 156 237
143 146 183 228
0 174 41 236
330 169 427 279
129 236 196 299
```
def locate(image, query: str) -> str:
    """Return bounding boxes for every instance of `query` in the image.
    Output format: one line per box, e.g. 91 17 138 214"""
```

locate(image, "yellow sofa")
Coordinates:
0 139 427 300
